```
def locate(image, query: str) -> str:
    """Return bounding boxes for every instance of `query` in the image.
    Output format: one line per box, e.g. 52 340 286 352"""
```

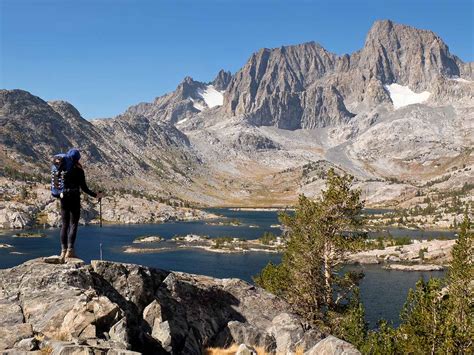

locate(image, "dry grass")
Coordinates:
40 346 53 355
205 344 268 355
205 344 240 355
47 329 71 341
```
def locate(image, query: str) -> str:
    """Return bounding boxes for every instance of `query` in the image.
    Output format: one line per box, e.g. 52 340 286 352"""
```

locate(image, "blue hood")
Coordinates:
67 148 81 162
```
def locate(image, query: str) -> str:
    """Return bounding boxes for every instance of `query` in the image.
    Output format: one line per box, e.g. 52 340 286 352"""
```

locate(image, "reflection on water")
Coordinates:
0 208 451 328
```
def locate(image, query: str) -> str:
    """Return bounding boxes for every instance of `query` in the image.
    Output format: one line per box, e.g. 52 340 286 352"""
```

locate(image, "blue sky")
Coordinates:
1 0 473 119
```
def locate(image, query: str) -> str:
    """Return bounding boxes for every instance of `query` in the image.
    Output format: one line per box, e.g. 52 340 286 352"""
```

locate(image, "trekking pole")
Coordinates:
98 190 103 228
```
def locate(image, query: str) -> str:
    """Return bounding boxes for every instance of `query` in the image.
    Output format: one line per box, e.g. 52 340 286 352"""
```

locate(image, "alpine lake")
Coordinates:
0 208 455 328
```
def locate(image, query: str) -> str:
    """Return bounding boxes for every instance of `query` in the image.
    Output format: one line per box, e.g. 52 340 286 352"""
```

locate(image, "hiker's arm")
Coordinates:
79 170 97 198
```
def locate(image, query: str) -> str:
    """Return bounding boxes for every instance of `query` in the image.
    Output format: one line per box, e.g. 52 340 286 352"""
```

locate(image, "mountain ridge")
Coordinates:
1 19 473 207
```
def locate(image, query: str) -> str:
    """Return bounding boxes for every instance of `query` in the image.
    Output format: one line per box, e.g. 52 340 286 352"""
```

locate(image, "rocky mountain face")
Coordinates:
212 69 232 91
0 257 359 354
123 70 231 125
0 89 210 199
123 77 204 124
92 112 199 186
223 42 349 129
0 90 106 164
1 20 473 207
352 20 462 90
223 20 471 127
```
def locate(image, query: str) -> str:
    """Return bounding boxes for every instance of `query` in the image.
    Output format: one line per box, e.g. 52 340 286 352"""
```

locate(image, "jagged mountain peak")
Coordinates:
212 69 232 91
366 19 440 42
219 19 472 128
245 40 335 73
176 76 207 99
224 39 338 125
120 73 227 124
222 38 345 128
357 19 460 88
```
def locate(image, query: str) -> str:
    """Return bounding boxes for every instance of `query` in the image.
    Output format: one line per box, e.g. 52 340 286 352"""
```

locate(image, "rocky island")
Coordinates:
346 239 455 270
124 233 455 272
0 257 359 354
124 234 284 254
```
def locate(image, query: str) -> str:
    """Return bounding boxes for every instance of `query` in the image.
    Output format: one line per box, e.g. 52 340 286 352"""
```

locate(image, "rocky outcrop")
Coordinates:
212 69 233 91
232 131 281 151
0 258 359 354
305 335 360 355
383 264 445 271
0 205 33 229
353 20 461 91
346 239 455 265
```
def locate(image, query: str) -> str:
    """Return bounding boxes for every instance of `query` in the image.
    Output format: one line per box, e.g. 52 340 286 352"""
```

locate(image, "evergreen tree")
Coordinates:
332 289 368 350
255 169 365 324
363 320 399 354
397 278 447 354
443 212 473 353
253 261 288 297
373 213 473 354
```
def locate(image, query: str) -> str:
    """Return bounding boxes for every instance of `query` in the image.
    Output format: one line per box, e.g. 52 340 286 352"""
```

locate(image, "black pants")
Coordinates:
60 196 81 249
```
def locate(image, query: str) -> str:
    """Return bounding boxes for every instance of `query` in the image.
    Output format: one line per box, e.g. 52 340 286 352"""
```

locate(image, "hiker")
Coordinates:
55 149 103 259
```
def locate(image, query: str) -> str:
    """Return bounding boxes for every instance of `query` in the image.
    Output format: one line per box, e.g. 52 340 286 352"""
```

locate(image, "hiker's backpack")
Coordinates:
50 153 74 198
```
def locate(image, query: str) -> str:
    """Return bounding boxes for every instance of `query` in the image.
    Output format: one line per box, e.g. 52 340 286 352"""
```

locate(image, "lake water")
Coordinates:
0 208 450 328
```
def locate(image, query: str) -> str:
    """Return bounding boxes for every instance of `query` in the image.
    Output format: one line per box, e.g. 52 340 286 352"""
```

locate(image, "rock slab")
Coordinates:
0 258 359 354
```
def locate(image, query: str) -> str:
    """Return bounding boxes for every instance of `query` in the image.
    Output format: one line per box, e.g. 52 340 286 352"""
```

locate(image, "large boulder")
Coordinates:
305 335 360 354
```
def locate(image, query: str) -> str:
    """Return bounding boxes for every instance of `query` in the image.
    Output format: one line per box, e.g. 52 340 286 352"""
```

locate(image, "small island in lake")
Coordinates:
132 235 164 243
123 233 284 254
206 219 243 227
12 232 46 238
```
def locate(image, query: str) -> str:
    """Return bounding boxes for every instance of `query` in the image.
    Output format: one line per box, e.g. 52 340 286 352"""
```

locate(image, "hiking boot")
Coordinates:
65 248 78 259
59 249 67 261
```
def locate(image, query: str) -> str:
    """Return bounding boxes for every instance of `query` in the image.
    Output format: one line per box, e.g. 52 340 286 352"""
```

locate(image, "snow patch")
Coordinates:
198 85 224 108
385 84 431 109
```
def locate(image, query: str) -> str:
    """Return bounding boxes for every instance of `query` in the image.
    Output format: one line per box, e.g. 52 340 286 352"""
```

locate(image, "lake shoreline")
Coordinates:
0 207 455 328
123 233 455 272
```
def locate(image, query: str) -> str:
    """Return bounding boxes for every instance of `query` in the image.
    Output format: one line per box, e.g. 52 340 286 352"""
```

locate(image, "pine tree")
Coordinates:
397 278 447 354
253 261 288 297
443 212 473 353
333 289 368 350
363 320 399 354
383 213 473 354
255 169 365 324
